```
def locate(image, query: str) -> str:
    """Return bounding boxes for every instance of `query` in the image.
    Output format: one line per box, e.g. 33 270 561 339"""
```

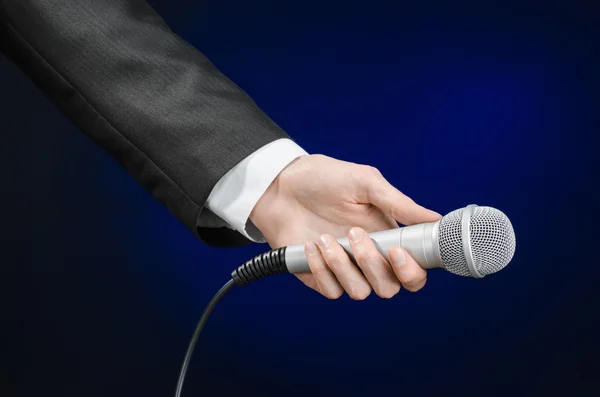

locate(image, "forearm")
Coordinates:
0 0 290 244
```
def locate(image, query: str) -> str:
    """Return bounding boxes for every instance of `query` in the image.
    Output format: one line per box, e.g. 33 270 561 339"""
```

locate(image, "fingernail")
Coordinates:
305 241 318 255
318 234 333 248
390 248 406 266
349 228 364 243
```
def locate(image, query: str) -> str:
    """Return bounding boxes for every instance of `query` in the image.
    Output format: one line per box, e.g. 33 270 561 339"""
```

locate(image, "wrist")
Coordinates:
249 155 306 240
249 176 279 237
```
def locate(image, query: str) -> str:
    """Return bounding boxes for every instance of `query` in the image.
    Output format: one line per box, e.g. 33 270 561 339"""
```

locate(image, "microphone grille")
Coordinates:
438 206 516 277
438 208 472 277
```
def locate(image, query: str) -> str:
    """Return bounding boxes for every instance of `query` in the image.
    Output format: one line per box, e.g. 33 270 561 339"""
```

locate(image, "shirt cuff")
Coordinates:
204 138 309 242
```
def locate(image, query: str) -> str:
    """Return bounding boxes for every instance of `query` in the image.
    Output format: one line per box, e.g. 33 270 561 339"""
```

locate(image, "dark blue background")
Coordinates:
2 0 598 396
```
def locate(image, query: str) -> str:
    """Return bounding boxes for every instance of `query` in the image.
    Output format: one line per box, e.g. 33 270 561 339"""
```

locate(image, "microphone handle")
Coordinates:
283 221 444 274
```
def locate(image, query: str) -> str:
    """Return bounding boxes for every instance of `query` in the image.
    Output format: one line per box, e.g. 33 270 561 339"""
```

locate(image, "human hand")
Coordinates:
249 154 441 299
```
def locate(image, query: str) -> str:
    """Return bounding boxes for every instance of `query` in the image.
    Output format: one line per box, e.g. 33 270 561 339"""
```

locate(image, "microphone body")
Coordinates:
284 221 443 274
231 205 516 285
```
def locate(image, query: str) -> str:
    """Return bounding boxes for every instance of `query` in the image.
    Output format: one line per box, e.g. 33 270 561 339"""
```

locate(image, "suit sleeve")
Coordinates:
0 0 291 247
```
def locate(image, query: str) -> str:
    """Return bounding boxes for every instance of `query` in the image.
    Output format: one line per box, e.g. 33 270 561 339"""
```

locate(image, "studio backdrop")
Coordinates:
1 1 598 396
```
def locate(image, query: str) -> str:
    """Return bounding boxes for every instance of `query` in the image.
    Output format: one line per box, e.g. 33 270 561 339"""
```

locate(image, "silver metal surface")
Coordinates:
285 205 516 279
462 204 481 278
469 206 516 276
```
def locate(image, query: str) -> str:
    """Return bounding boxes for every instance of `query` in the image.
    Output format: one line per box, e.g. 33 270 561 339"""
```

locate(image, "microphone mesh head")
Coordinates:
438 206 516 277
438 209 471 277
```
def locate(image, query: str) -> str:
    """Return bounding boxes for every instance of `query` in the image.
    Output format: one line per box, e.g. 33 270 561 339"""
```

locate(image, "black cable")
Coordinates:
174 279 236 397
231 247 288 285
174 247 289 396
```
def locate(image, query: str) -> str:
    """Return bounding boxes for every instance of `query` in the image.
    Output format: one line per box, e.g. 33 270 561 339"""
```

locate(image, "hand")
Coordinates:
249 154 441 300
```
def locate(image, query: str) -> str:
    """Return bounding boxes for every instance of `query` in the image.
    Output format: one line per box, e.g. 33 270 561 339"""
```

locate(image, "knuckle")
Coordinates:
325 254 343 271
354 248 380 268
404 278 427 292
376 283 401 299
311 265 328 278
348 284 372 300
355 165 380 182
367 165 381 176
353 247 371 265
325 288 344 300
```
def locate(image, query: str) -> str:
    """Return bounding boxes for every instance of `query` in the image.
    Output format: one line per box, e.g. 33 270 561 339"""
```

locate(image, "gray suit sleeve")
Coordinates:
0 0 290 247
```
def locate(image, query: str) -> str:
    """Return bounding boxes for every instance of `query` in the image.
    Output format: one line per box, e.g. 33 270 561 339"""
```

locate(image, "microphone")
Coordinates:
175 204 516 396
231 204 516 285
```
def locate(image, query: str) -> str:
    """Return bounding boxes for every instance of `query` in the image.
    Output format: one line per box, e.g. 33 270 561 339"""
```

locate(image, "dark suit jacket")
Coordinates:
0 0 290 247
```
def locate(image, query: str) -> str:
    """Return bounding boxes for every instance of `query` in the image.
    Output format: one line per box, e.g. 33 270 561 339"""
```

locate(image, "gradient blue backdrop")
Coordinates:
1 0 598 396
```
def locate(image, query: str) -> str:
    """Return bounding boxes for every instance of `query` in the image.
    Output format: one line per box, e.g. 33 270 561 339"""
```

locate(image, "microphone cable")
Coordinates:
174 279 235 397
174 247 288 397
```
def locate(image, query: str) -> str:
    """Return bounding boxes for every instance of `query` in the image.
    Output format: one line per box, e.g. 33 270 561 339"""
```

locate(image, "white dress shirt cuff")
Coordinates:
204 138 309 242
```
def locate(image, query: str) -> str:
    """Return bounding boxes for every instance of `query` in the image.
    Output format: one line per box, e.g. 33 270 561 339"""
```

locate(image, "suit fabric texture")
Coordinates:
0 0 291 247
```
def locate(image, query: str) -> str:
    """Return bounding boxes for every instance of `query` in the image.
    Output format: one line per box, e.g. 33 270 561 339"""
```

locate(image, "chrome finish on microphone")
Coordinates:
285 204 516 278
439 205 515 277
462 204 481 278
286 243 314 274
397 221 443 269
468 206 516 276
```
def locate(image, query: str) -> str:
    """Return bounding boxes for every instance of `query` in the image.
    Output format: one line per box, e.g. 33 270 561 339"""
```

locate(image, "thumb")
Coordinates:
365 171 441 226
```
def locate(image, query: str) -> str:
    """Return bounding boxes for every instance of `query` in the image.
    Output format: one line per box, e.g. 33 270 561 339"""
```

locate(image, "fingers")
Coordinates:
363 167 441 225
304 242 344 299
348 227 401 299
388 247 428 292
315 235 372 300
304 233 428 300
